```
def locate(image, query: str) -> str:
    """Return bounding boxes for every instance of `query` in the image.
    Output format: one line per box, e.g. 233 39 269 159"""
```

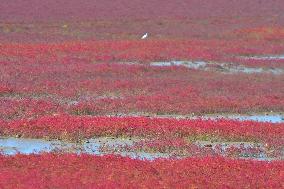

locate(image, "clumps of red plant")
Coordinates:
0 85 12 94
1 38 284 63
0 154 283 188
0 98 62 120
1 116 283 145
1 61 284 117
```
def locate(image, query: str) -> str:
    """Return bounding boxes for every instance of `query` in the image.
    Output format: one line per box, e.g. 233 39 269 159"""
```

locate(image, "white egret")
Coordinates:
141 33 148 39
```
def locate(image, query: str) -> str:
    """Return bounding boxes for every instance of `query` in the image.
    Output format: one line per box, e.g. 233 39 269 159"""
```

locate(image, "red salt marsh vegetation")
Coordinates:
1 116 283 161
1 61 283 118
1 116 283 143
1 39 284 63
1 0 284 188
0 154 283 189
1 0 283 21
1 0 284 41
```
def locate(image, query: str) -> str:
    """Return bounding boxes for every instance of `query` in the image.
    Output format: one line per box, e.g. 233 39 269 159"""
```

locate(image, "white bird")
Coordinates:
141 33 148 39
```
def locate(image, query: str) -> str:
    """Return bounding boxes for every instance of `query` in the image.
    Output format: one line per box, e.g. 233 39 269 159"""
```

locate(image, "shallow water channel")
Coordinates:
117 113 284 123
0 137 170 160
0 136 281 161
199 114 284 123
150 60 284 74
242 54 284 60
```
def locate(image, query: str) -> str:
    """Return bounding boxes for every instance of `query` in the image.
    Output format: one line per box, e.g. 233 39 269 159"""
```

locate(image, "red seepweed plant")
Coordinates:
0 154 283 188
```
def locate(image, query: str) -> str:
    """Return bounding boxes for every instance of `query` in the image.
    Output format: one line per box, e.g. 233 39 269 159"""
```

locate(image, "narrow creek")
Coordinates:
150 60 284 74
0 137 170 160
113 113 284 123
199 114 284 123
241 54 284 60
0 136 282 161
